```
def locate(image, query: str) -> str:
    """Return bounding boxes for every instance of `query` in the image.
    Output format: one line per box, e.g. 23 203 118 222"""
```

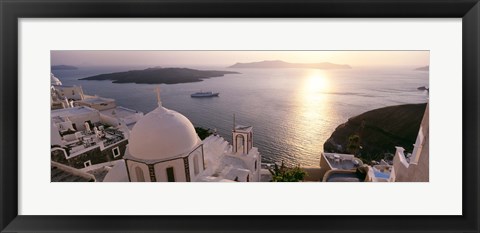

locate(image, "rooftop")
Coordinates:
77 96 115 105
235 125 252 131
51 161 96 182
325 172 363 182
51 106 98 118
323 153 363 170
63 126 126 158
99 106 141 119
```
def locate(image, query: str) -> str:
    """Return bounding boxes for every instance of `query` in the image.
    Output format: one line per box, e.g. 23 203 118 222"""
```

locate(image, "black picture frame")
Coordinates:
1 0 479 232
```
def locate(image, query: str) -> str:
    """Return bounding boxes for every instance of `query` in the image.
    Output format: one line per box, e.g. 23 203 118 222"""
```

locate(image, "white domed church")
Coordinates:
104 89 262 182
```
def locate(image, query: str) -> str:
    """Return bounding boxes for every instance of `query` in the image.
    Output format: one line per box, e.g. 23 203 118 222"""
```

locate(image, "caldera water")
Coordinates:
52 65 428 166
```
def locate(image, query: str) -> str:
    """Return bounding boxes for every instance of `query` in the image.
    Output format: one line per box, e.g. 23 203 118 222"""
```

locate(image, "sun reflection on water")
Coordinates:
287 70 335 165
301 70 330 118
305 70 329 94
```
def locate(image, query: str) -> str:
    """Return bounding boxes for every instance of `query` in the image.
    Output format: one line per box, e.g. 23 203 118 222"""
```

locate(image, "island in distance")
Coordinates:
51 65 78 70
79 67 239 84
228 60 352 69
415 65 429 71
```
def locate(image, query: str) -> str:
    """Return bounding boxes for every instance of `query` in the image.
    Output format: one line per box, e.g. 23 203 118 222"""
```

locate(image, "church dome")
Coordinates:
128 106 201 161
51 73 62 85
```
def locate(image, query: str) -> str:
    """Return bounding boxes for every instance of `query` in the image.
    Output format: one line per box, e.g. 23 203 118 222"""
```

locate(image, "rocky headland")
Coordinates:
324 103 427 163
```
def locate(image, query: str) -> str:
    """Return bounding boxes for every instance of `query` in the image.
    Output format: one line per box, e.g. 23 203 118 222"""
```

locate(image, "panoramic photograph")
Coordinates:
50 51 429 182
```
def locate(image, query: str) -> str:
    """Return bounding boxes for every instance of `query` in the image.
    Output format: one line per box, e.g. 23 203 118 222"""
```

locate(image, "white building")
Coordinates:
104 96 262 182
318 154 395 182
52 84 85 101
75 96 117 111
75 96 143 130
51 73 62 86
50 73 143 130
393 102 429 182
99 106 143 131
51 73 71 109
305 151 396 182
50 106 130 170
50 73 84 109
319 153 364 176
123 105 205 182
200 125 261 182
51 106 101 132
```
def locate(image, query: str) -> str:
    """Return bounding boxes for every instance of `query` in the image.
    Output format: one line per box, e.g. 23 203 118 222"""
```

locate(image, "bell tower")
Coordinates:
232 114 253 154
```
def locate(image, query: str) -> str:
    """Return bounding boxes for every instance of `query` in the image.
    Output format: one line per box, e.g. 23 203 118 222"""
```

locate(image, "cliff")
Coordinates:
324 103 427 162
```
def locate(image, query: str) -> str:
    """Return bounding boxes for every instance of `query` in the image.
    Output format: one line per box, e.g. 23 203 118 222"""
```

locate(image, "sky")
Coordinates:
51 51 429 68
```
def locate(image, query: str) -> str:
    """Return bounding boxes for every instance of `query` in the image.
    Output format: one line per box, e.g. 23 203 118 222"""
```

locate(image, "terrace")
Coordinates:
323 153 363 170
63 125 126 158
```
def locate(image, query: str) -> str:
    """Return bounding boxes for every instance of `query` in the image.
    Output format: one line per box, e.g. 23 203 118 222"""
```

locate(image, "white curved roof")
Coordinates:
103 160 129 182
128 106 201 161
51 73 62 85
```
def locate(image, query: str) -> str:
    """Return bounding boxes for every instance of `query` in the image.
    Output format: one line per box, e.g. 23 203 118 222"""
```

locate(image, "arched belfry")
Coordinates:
232 115 253 154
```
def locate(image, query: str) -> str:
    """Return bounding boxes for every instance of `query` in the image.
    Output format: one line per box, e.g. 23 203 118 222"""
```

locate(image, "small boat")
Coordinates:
191 91 220 98
417 86 429 91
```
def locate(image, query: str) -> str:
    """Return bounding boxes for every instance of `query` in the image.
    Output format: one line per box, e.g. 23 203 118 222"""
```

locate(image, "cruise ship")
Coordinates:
191 91 219 98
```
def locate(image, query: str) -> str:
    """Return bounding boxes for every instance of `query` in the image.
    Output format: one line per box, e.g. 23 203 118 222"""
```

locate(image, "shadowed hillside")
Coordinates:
324 103 427 162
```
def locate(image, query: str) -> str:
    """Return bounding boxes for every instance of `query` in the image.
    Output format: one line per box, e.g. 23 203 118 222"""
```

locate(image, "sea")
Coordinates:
52 65 429 167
